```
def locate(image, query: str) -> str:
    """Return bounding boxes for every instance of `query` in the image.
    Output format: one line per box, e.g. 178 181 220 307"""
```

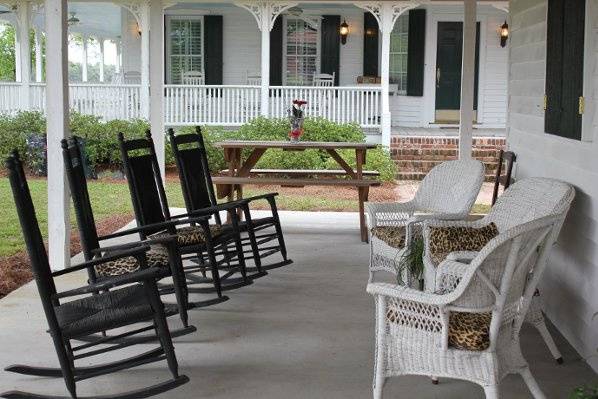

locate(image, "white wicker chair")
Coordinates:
423 177 575 363
368 209 573 399
365 160 485 284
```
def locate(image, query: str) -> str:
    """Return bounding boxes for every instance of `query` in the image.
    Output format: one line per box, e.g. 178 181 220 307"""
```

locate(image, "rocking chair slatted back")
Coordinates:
62 137 101 264
119 132 172 236
168 127 220 223
6 151 60 314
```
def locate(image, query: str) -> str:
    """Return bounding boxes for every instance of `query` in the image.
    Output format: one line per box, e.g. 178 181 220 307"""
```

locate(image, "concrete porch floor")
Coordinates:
0 211 595 398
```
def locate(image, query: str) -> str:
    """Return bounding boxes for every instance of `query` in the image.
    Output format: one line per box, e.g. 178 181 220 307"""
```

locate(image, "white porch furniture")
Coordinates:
368 194 574 398
181 71 205 85
123 71 141 84
365 160 485 284
313 73 335 87
245 72 261 86
423 177 576 363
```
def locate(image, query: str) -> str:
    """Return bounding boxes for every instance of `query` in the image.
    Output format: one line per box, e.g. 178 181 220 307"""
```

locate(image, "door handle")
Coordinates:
436 68 441 87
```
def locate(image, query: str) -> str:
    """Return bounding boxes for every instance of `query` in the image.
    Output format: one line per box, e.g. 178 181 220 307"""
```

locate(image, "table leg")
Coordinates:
358 186 368 243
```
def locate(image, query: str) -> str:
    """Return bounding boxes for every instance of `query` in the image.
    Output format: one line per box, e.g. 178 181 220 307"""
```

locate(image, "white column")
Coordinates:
115 39 121 74
45 0 70 270
459 0 476 159
16 1 32 108
34 28 43 82
149 0 165 178
98 38 105 82
81 34 88 82
354 2 420 148
260 22 270 117
140 3 150 118
379 10 392 147
235 2 298 117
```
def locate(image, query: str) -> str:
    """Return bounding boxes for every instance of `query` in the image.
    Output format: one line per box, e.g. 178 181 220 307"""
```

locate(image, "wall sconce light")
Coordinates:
340 20 349 45
136 22 142 37
499 21 509 47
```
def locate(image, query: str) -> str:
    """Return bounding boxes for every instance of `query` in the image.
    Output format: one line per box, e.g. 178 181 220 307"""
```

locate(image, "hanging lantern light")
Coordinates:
340 20 349 45
500 21 509 48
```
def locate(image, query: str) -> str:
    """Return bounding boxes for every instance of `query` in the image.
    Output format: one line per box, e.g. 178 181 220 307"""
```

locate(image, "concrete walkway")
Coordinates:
0 211 595 398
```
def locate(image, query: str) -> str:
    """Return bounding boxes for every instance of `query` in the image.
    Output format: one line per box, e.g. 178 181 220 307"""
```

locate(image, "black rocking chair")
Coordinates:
2 151 189 399
61 137 196 339
118 131 252 306
168 127 292 272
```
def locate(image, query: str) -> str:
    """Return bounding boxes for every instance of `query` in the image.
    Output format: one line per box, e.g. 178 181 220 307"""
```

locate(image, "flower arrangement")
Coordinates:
288 99 307 141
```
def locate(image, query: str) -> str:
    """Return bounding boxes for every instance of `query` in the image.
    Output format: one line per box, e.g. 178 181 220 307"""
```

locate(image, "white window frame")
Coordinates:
282 15 321 86
165 15 204 84
389 14 409 95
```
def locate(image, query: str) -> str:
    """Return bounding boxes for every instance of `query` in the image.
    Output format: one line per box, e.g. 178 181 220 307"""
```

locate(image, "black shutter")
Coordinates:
204 15 223 85
363 12 378 76
321 15 340 86
406 9 426 96
270 16 283 86
545 0 585 140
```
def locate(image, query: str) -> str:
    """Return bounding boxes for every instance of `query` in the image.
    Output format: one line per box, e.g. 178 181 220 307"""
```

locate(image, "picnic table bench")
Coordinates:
213 141 381 242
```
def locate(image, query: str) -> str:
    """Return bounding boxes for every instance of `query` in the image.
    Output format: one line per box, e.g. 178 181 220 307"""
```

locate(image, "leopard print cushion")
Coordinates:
386 308 492 351
95 246 169 278
371 226 406 248
428 223 499 266
152 225 222 247
448 312 492 351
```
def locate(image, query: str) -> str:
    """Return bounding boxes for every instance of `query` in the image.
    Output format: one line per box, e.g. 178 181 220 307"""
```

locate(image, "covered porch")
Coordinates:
0 211 595 398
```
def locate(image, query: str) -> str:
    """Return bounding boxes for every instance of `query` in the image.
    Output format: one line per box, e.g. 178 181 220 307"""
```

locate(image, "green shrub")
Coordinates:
0 113 397 182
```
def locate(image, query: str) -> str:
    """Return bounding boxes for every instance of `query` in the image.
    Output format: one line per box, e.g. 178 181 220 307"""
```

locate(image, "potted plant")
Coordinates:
288 99 307 142
395 235 425 290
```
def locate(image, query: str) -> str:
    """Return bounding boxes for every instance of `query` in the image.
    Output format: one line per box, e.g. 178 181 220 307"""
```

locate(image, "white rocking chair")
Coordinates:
368 186 574 398
313 72 335 87
181 71 205 85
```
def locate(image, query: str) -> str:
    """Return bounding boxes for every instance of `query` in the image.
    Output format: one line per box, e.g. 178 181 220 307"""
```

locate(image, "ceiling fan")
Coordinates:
67 12 80 26
0 5 17 15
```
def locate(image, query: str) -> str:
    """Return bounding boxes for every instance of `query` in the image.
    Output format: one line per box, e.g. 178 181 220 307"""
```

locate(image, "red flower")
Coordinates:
293 99 307 106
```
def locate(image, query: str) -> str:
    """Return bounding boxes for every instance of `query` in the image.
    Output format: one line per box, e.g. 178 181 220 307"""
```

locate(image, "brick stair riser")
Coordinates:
391 136 506 181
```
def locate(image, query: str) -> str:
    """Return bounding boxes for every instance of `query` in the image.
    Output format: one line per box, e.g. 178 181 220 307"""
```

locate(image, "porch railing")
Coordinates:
164 85 261 126
269 86 381 128
0 82 381 129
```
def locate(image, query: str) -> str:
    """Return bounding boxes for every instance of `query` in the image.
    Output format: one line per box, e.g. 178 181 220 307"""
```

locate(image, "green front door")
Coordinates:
435 21 480 122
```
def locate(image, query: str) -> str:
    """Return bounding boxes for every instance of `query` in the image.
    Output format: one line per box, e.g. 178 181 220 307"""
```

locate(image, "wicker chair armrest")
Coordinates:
51 245 151 277
53 267 166 299
445 251 479 263
365 201 417 228
434 259 473 294
366 282 453 305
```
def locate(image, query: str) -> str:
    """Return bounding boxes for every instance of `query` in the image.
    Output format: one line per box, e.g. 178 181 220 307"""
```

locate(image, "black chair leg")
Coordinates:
165 246 190 328
242 206 264 273
52 336 76 398
144 280 179 379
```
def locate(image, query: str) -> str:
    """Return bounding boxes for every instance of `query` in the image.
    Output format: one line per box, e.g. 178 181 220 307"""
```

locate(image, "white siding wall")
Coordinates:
390 4 509 128
508 0 598 372
118 4 509 129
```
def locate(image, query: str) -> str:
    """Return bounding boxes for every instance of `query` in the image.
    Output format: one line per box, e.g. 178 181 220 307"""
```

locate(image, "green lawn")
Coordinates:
0 178 490 258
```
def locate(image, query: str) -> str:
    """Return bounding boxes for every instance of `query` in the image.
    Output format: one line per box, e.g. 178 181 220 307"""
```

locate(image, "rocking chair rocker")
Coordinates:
118 131 252 306
168 127 292 272
2 151 189 399
61 137 196 339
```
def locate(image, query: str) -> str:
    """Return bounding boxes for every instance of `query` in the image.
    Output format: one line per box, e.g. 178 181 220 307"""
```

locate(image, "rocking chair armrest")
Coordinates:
53 267 165 299
99 217 211 240
91 235 179 256
171 201 245 219
51 245 152 277
239 192 279 204
366 282 453 306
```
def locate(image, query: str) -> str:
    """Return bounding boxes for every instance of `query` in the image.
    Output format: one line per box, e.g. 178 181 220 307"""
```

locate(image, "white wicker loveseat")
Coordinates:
367 204 573 398
422 177 576 363
365 160 484 283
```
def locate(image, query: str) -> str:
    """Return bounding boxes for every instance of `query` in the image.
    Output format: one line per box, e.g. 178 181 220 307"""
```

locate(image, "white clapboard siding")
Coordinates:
509 0 598 373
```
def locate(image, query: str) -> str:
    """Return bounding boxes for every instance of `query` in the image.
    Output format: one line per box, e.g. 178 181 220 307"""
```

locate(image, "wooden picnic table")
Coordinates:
212 140 380 242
